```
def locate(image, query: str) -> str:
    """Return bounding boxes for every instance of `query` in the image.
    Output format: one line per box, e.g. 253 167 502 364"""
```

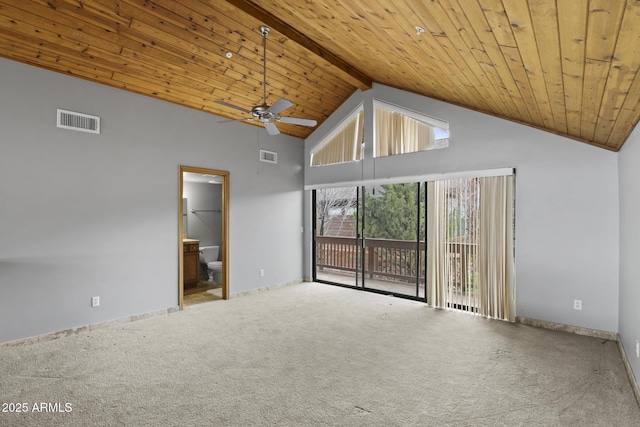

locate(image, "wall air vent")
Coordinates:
57 109 100 134
260 149 277 164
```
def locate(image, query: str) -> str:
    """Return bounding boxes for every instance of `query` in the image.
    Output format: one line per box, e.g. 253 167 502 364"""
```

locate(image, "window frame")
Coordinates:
310 104 364 167
372 99 449 158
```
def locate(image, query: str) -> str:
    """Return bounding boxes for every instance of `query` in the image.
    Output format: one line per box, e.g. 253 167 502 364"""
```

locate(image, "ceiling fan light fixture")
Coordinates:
415 26 425 35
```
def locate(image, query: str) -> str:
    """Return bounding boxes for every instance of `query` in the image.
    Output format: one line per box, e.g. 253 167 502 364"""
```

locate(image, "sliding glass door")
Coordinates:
361 183 425 298
313 173 515 319
313 182 426 301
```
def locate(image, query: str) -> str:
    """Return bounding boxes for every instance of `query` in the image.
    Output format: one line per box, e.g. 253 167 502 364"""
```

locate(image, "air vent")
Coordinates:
260 149 277 164
57 109 100 134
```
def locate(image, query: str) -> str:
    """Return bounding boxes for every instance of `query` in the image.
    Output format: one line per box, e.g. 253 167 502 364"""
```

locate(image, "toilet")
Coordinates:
200 246 222 284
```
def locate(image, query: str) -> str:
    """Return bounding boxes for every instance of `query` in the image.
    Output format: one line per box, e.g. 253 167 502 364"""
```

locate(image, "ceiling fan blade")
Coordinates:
215 100 252 114
267 98 293 115
277 117 318 127
264 121 280 135
217 118 254 123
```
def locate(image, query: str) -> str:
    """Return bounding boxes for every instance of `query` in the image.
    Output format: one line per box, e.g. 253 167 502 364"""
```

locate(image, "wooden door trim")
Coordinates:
179 165 230 309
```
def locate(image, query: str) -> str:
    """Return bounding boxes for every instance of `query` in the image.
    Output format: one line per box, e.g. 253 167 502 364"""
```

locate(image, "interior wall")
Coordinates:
305 83 620 333
618 124 640 384
0 58 304 343
183 181 222 247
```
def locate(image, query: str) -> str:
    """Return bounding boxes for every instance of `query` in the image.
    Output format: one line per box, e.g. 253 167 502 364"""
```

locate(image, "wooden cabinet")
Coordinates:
183 241 200 288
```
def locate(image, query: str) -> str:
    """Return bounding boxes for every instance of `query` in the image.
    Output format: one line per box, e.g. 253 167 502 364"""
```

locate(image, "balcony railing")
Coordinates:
316 236 476 289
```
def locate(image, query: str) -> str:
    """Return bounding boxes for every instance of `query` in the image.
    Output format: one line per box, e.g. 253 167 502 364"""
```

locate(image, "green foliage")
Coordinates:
362 183 425 241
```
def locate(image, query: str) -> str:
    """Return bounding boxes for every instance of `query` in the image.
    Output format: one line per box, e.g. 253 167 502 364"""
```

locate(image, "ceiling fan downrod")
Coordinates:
260 26 270 107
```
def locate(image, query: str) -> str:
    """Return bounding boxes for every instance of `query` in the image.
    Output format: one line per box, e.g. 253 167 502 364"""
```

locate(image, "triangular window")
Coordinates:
310 106 364 167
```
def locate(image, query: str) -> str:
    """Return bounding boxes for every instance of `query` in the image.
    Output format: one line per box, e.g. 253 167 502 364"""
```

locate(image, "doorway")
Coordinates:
179 166 229 309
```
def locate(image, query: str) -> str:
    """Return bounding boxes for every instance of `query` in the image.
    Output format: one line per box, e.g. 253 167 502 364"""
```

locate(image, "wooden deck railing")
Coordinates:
316 236 426 284
316 236 476 288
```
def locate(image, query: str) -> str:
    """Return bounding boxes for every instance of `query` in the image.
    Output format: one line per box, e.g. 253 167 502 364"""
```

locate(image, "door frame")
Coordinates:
178 165 230 309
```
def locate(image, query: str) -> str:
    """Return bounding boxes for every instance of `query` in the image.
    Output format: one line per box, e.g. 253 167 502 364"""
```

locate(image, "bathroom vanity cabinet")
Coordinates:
183 239 200 288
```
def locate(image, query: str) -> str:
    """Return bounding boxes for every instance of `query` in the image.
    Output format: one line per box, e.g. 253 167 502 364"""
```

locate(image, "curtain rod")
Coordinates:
304 167 515 190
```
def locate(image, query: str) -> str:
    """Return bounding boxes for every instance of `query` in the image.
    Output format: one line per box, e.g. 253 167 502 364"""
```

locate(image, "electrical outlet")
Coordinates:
636 340 639 358
259 269 265 277
573 299 582 310
91 296 100 307
300 226 304 233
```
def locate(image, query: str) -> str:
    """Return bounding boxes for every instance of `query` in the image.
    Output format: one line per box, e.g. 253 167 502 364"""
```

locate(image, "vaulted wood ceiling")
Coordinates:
1 1 639 150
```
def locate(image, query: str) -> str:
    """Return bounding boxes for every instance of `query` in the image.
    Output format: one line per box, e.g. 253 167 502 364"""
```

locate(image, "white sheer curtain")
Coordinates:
477 175 515 321
427 175 515 321
310 110 363 166
427 180 448 308
375 106 435 157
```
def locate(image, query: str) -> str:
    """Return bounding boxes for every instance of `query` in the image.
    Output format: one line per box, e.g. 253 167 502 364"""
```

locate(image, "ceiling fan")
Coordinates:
215 26 317 136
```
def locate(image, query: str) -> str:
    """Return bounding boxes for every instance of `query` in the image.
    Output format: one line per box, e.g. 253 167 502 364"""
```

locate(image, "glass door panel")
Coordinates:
361 183 421 297
313 187 360 287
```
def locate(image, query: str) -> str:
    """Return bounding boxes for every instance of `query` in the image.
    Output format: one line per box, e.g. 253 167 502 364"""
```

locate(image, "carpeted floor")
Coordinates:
0 282 638 426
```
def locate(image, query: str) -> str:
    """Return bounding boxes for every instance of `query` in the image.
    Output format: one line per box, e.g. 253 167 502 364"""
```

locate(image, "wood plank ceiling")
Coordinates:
1 1 640 150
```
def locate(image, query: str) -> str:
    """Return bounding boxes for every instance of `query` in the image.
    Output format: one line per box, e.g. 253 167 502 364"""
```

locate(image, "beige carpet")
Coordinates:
0 282 638 426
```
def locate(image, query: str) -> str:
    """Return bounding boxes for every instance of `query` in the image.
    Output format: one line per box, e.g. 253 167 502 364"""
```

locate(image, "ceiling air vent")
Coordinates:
260 149 277 164
57 109 100 134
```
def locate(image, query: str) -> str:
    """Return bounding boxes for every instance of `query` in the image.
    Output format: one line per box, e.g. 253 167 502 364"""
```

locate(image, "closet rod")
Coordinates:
190 209 221 213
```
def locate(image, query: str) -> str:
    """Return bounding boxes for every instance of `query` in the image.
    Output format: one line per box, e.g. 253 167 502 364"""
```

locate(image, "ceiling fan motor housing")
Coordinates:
251 105 277 122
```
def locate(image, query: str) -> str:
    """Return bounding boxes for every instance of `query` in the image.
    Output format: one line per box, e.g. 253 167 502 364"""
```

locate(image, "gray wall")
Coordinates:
183 181 222 247
618 124 640 385
305 83 620 333
0 58 304 343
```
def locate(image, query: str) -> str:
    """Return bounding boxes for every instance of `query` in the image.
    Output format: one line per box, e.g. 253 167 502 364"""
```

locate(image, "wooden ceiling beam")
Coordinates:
222 0 372 91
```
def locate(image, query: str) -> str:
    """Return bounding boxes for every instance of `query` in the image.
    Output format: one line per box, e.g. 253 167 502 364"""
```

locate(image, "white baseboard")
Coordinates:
230 278 304 298
0 307 179 348
515 316 618 340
